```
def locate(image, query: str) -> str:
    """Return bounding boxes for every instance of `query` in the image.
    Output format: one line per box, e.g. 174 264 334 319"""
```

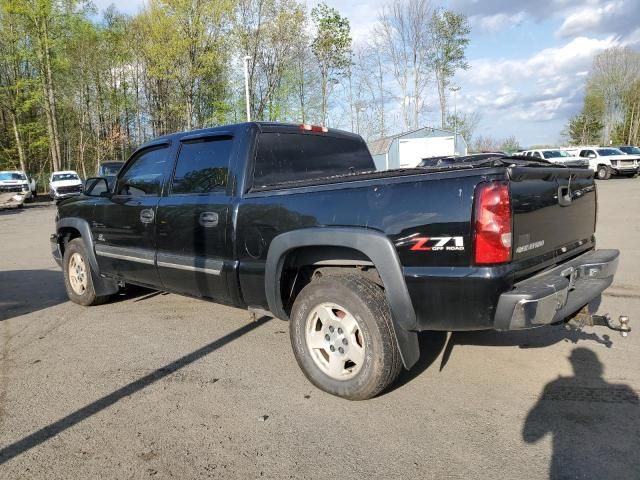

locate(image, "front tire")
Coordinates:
63 238 110 306
290 274 402 400
596 165 611 180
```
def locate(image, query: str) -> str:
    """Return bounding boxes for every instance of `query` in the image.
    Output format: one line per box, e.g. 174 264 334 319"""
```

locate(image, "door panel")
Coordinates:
92 145 171 287
156 196 230 300
93 196 161 286
155 136 234 301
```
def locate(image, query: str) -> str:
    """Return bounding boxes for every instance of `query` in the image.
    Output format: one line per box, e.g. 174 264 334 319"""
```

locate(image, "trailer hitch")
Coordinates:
567 307 631 337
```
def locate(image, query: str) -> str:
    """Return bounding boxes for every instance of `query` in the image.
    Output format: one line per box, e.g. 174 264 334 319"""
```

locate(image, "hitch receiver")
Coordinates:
567 308 631 337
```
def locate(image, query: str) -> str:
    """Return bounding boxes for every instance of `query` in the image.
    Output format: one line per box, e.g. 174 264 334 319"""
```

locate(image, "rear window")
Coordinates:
252 133 374 188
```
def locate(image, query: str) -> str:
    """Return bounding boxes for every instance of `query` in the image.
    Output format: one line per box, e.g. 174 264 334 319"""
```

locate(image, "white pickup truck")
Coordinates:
0 170 32 208
519 149 588 168
567 147 640 180
49 171 83 200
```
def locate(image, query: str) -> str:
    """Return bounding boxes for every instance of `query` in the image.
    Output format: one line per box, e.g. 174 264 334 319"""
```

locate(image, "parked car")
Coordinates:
49 171 83 200
51 122 623 400
97 161 124 190
0 170 32 208
568 147 639 180
613 145 640 156
520 149 588 168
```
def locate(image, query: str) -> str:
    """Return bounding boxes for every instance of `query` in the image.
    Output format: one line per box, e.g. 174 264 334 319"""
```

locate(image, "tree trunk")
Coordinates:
436 70 446 129
377 54 385 137
9 111 27 173
320 68 328 126
40 19 62 171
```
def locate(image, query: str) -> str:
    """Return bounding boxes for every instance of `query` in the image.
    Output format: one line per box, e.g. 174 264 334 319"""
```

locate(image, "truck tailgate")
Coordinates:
508 166 596 273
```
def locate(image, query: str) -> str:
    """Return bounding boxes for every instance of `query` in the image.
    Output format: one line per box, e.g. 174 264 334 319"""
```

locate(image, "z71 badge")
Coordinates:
409 236 465 252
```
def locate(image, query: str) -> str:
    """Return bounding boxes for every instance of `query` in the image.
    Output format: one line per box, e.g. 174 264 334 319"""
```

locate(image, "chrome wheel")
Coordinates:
305 303 366 380
68 252 88 295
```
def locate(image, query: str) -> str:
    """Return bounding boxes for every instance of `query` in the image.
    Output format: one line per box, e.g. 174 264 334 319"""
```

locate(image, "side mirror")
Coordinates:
588 153 597 159
84 177 110 197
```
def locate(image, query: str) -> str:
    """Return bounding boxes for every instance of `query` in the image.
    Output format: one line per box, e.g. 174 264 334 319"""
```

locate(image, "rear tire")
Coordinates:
596 165 611 180
289 274 402 400
63 238 110 306
626 171 638 178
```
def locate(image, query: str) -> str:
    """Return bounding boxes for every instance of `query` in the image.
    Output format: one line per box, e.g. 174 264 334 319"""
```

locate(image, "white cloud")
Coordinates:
456 35 617 128
473 12 527 33
557 1 626 38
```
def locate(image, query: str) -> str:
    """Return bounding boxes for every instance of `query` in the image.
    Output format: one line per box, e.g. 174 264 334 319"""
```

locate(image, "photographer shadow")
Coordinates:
523 348 639 479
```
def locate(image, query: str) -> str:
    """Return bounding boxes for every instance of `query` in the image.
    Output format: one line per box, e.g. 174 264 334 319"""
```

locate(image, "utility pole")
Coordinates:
243 56 252 122
450 85 461 154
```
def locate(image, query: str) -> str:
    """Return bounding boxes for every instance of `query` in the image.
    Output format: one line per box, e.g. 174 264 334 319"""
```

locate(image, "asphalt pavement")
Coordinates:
0 182 639 479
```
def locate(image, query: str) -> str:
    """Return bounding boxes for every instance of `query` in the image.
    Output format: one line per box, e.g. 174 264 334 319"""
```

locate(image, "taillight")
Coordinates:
474 182 512 265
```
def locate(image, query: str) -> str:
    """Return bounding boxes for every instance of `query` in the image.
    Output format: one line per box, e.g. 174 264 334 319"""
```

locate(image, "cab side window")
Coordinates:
532 151 542 159
116 147 168 197
171 137 232 195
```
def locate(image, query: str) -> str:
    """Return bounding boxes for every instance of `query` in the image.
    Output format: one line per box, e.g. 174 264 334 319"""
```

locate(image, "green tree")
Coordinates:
236 0 307 122
567 91 605 145
430 8 470 128
311 3 351 126
3 0 82 171
444 111 481 147
499 135 521 154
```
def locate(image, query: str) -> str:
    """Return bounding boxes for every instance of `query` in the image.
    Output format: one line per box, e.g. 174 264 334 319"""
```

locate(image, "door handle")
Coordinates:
140 208 155 224
199 211 219 228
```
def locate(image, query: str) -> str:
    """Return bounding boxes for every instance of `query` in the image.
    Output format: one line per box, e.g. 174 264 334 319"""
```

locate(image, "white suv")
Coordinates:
0 170 32 208
571 147 640 180
49 171 83 200
520 149 588 168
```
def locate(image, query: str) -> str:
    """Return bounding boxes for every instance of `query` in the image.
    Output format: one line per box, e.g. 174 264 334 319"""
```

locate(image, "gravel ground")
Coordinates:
0 181 639 479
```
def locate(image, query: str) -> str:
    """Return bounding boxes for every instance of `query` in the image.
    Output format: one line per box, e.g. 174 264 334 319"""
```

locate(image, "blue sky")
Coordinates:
95 0 640 146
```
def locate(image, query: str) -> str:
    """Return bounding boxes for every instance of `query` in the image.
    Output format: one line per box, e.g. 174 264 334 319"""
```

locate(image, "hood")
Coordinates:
51 179 82 188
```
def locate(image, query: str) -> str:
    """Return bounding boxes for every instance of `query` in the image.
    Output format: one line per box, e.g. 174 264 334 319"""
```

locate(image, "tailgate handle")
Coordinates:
558 186 572 207
199 212 219 228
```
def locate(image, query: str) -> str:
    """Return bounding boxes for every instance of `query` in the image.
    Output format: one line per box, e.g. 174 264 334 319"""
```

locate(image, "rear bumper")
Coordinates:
494 249 619 330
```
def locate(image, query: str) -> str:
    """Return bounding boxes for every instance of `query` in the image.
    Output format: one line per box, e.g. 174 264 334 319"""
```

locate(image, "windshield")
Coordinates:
619 146 640 154
0 172 26 181
542 150 570 159
100 164 123 176
52 173 80 182
597 148 624 156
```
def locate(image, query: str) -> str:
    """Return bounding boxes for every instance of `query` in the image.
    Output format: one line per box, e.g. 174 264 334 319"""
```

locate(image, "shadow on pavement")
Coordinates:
0 270 67 322
383 331 448 394
0 206 25 216
0 316 271 465
439 325 614 371
523 348 639 479
0 270 156 322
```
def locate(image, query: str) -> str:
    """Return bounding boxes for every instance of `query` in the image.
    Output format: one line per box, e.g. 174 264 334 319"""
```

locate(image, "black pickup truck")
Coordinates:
51 122 622 400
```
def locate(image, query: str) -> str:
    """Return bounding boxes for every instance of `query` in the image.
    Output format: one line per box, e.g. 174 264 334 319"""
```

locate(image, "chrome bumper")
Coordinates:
494 249 619 330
